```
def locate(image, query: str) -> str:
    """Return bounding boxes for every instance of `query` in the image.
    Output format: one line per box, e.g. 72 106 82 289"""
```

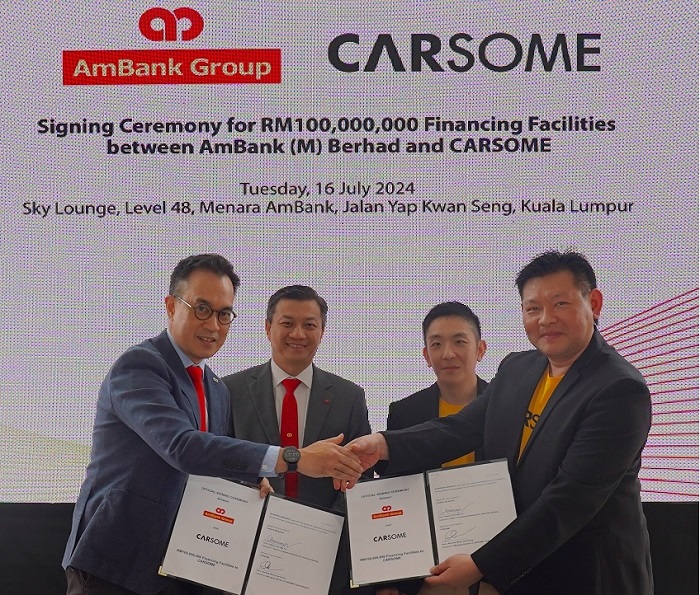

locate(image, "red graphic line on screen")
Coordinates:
610 325 698 354
652 420 700 427
647 375 699 387
639 477 698 485
619 334 699 358
641 363 698 377
643 466 698 472
653 408 698 416
635 354 698 370
643 456 698 460
641 489 698 497
601 288 698 334
649 432 698 438
602 305 698 341
649 391 698 400
606 317 698 348
643 444 697 448
628 347 699 366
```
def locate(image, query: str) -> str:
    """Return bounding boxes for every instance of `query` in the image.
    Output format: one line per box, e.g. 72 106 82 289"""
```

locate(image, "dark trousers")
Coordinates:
65 567 205 595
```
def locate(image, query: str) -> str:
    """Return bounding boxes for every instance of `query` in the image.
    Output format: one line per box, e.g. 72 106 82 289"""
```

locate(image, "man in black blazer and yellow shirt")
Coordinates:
384 301 488 463
376 301 488 595
350 251 653 595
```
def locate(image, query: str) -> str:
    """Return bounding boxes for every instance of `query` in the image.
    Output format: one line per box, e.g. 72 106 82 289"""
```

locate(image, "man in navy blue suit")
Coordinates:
63 254 362 595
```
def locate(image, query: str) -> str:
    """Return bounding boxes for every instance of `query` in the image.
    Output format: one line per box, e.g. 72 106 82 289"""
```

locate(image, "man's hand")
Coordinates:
347 432 389 471
275 434 362 488
422 554 482 590
258 477 274 498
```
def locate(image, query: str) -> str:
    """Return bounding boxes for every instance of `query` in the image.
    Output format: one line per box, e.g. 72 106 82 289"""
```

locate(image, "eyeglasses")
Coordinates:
172 295 237 325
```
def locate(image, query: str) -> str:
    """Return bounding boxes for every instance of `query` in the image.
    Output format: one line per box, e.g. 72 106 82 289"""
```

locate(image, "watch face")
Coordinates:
283 447 300 463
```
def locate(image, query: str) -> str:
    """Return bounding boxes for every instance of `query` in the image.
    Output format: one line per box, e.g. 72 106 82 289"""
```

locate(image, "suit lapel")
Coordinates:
303 366 332 446
204 368 225 434
248 362 281 445
152 331 202 429
518 332 602 462
507 356 549 467
427 383 441 421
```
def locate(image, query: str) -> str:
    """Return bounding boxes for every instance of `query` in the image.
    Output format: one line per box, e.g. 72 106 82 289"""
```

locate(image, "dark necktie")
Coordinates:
186 365 207 432
280 378 302 497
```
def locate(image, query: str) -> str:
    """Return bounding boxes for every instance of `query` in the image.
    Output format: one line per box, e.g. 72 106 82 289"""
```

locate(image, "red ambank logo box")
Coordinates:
63 49 281 85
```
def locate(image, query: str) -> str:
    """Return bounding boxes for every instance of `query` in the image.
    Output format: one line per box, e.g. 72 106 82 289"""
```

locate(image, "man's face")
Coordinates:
266 299 324 376
422 316 486 387
165 269 235 364
521 270 602 373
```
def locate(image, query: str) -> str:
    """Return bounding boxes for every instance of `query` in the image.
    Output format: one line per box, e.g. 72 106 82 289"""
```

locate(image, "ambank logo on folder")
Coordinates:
63 7 281 85
371 505 404 520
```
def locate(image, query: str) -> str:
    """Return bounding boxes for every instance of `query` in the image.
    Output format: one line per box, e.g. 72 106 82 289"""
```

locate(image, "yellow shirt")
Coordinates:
439 399 475 467
518 370 563 460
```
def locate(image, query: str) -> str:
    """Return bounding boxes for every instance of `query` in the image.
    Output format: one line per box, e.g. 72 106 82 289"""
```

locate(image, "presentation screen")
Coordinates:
0 2 697 503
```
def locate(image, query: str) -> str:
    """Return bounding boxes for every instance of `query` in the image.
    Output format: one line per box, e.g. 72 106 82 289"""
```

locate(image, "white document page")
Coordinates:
160 475 265 594
244 494 344 595
427 460 517 560
346 474 435 586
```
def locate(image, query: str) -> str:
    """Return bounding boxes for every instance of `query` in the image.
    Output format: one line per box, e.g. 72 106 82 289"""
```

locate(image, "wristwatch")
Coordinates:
282 446 301 472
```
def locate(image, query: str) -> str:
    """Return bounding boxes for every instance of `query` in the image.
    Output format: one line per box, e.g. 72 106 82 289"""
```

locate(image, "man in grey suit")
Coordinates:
63 256 362 595
223 285 372 594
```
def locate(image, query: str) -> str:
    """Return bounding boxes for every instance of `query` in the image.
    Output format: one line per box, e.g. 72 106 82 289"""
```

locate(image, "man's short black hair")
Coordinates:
266 285 328 327
422 301 482 344
515 250 597 297
169 254 240 295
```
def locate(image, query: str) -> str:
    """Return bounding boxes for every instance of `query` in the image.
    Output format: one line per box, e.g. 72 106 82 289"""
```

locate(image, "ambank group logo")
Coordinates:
63 7 281 85
138 7 204 42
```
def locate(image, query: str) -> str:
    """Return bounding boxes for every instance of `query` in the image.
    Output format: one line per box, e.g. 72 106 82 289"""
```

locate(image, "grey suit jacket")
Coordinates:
63 330 269 595
223 360 372 509
382 330 653 594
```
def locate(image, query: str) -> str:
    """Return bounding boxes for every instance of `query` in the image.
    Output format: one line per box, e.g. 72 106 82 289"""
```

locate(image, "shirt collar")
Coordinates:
166 329 205 370
270 358 313 388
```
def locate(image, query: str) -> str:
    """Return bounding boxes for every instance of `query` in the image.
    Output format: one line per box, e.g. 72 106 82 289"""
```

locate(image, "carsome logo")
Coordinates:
139 7 204 42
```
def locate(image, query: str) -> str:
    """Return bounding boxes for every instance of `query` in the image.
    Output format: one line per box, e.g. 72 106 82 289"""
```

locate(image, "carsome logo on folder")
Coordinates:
62 8 281 85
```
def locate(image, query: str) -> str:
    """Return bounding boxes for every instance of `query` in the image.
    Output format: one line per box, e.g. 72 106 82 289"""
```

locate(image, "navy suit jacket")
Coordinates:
382 331 653 594
63 331 269 595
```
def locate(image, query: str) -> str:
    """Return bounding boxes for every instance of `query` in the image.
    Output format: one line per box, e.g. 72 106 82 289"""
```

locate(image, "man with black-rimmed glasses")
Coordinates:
63 254 362 595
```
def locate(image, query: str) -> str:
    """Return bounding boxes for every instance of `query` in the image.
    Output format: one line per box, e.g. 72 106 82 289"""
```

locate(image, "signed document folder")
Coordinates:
345 459 516 587
160 474 344 594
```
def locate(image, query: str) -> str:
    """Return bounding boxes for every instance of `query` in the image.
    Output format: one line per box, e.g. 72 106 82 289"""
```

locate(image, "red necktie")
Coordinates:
280 378 302 498
186 365 207 432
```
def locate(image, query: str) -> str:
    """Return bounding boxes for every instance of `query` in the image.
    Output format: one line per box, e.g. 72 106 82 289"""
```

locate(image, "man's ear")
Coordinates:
477 340 487 362
589 288 603 320
422 346 432 367
164 295 176 320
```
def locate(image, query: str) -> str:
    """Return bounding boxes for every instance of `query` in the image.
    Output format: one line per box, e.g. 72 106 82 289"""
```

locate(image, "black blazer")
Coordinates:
386 377 489 431
381 331 653 594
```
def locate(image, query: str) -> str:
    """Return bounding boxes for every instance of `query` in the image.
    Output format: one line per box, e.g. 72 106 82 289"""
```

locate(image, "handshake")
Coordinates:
272 432 389 491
